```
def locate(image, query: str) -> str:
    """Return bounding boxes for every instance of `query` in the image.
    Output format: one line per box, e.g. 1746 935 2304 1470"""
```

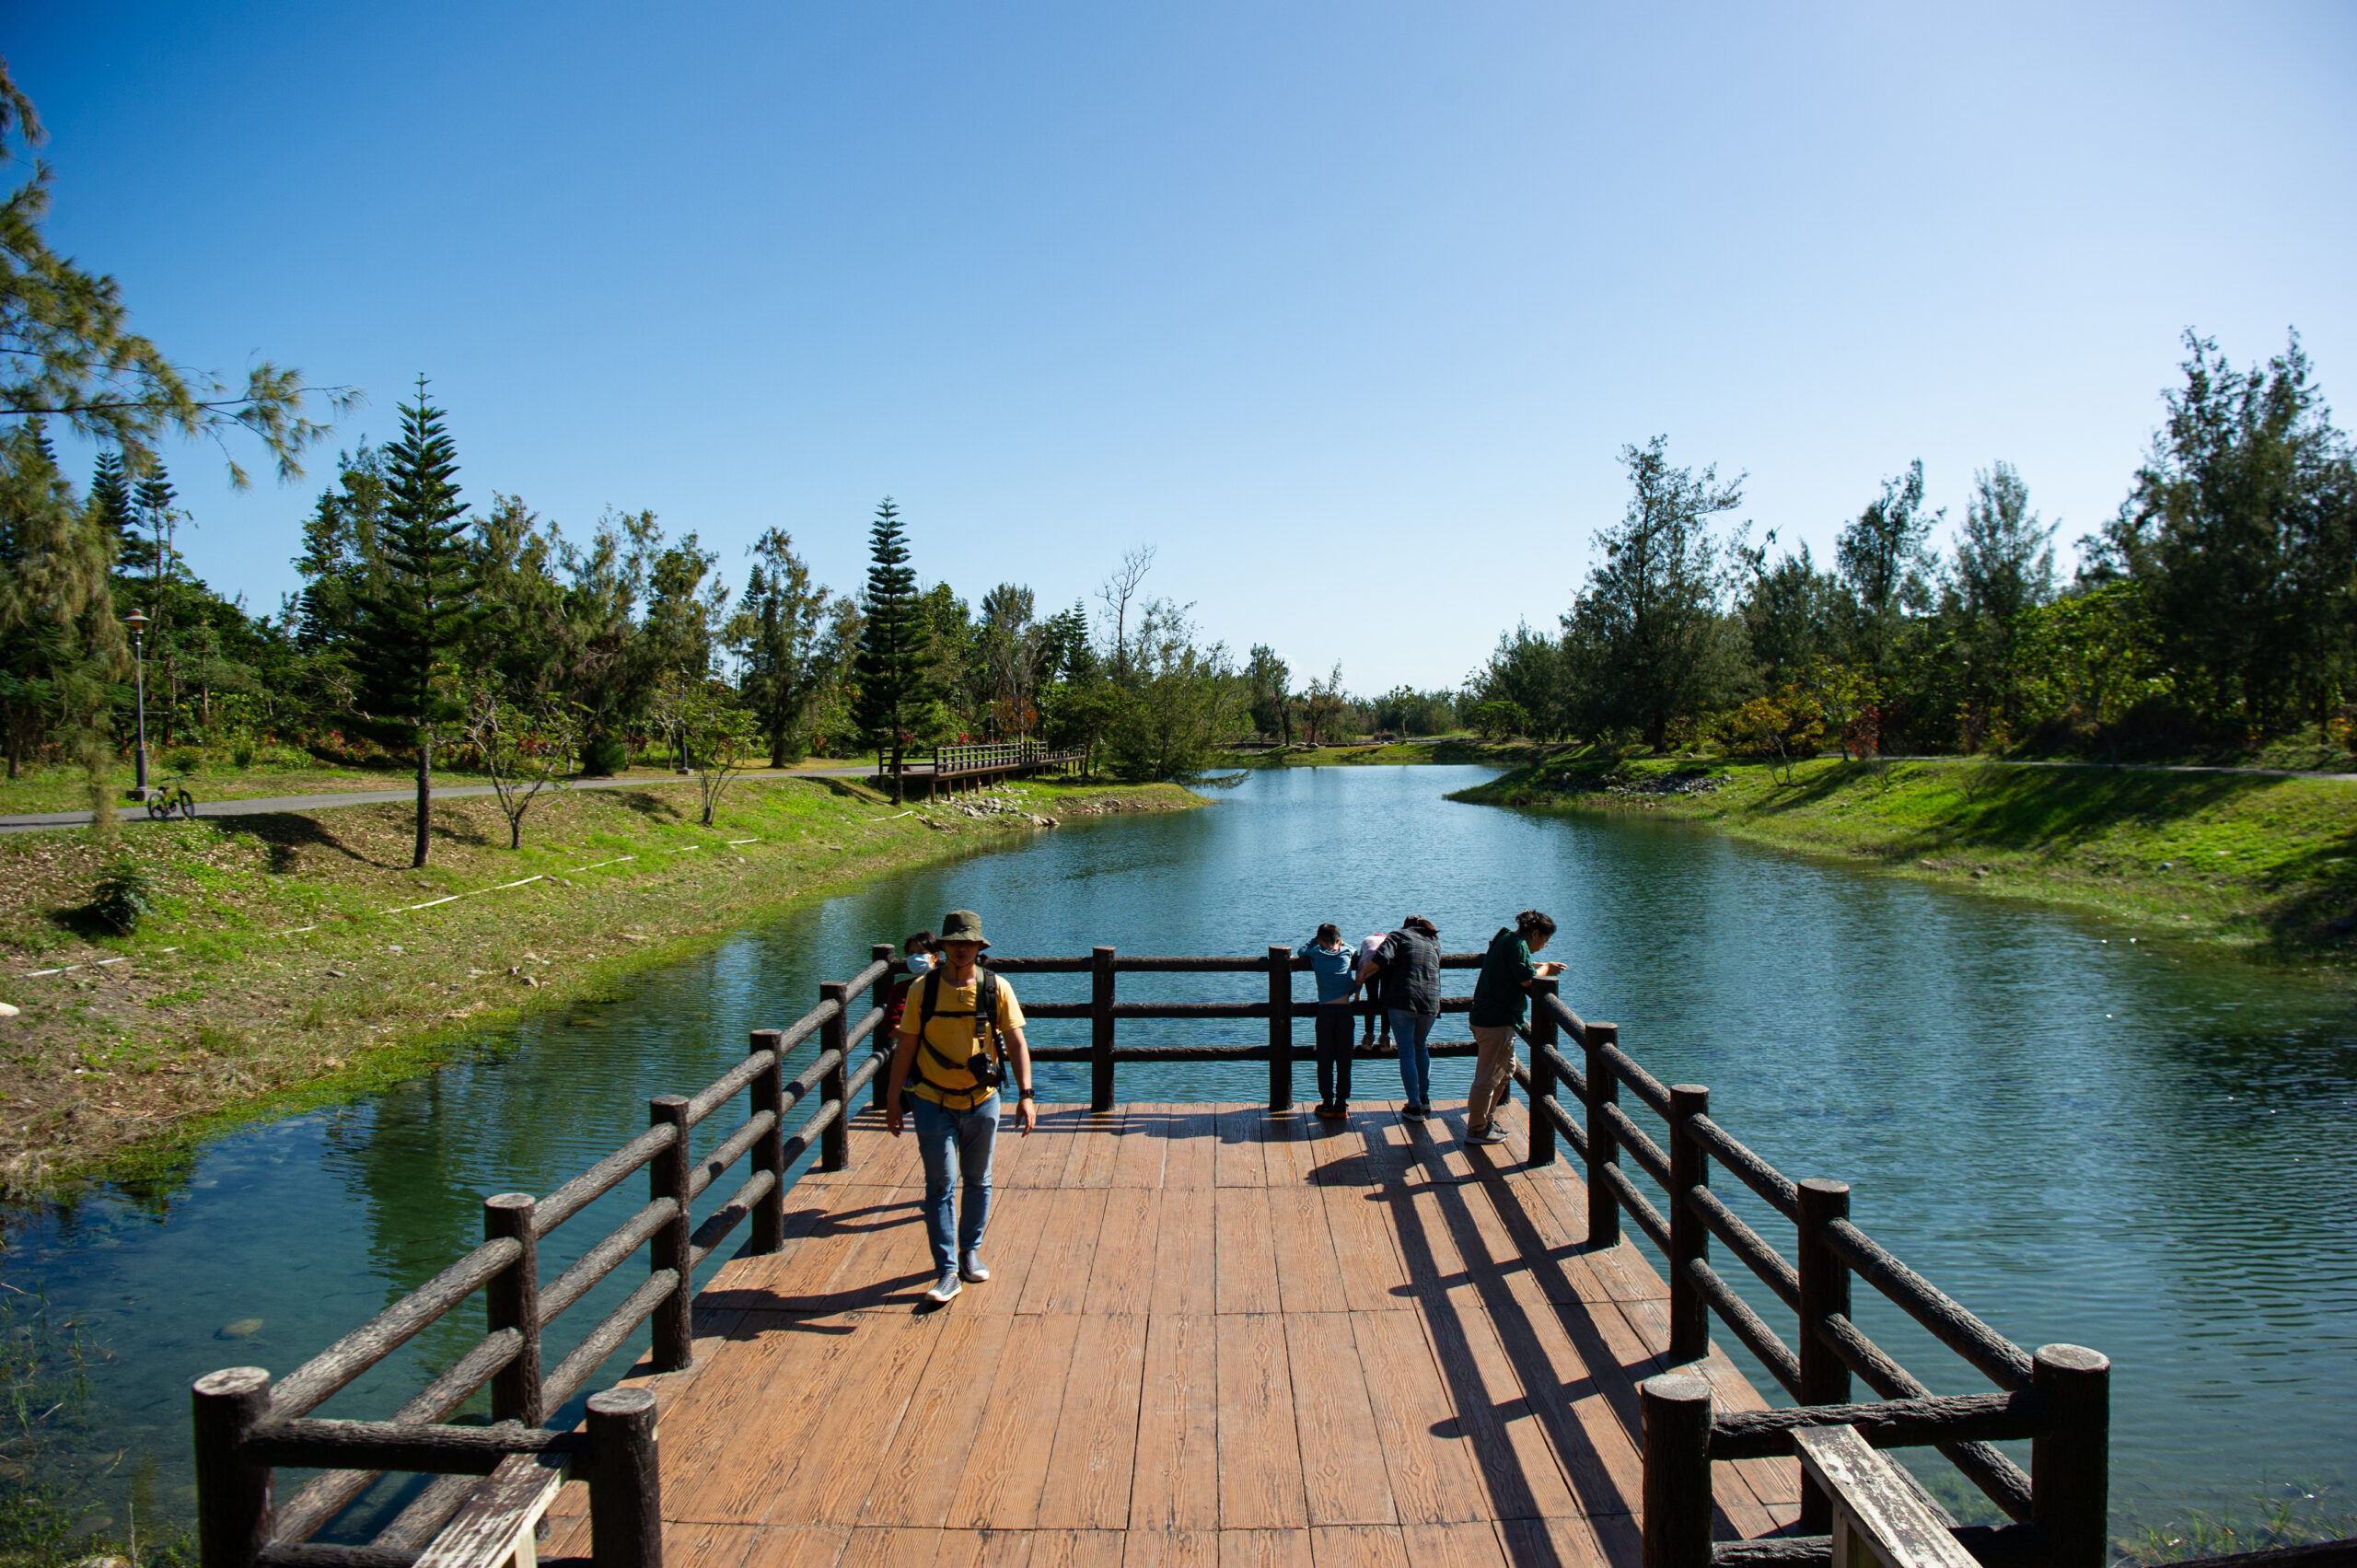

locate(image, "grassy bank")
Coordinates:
0 755 870 815
1453 754 2357 961
0 773 1199 1197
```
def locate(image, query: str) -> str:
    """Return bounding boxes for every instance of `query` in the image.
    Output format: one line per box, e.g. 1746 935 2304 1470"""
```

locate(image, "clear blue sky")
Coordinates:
11 3 2354 693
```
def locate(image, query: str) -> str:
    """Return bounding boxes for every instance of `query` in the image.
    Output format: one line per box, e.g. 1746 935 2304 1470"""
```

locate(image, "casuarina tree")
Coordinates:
352 379 479 866
730 528 843 766
1562 436 1747 750
853 498 930 801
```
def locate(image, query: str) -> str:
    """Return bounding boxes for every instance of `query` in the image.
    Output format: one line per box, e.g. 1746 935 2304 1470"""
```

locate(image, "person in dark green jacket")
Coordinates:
1464 910 1562 1145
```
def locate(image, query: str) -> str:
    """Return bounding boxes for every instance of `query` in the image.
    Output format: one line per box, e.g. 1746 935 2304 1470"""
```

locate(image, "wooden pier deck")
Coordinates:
535 1099 1800 1568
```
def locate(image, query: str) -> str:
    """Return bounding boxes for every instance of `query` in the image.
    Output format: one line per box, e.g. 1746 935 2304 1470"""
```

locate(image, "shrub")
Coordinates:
162 746 203 774
88 861 158 935
231 742 256 769
580 734 630 776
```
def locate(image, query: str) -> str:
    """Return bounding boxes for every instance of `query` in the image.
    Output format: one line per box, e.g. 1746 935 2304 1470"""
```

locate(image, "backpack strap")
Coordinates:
978 968 1004 1063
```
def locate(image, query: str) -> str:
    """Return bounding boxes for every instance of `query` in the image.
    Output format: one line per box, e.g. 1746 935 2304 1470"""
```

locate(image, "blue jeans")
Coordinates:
1390 1009 1435 1107
911 1094 999 1274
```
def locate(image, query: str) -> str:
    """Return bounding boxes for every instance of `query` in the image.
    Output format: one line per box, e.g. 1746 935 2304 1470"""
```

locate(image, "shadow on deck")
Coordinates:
538 1100 1798 1568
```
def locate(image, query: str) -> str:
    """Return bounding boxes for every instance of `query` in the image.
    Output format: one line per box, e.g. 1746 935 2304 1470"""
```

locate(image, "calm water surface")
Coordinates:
6 766 2353 1536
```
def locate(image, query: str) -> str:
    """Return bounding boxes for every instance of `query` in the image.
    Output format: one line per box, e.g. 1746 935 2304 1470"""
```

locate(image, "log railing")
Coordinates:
195 948 2107 1568
871 740 1087 789
1505 980 2108 1568
191 946 905 1568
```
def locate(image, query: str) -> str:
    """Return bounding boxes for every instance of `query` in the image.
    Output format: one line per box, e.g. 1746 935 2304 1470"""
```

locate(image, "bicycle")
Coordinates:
145 777 197 821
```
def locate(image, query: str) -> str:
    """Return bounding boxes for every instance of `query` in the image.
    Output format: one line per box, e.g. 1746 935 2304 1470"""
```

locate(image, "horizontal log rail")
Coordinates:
197 946 2107 1568
197 940 911 1568
874 741 1088 790
1513 983 2107 1568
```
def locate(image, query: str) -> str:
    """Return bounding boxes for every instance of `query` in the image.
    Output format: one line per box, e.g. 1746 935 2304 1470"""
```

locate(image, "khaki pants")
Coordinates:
1468 1023 1517 1131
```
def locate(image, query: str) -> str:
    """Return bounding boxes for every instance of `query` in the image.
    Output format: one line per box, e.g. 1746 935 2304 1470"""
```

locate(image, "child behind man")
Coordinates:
1296 923 1359 1120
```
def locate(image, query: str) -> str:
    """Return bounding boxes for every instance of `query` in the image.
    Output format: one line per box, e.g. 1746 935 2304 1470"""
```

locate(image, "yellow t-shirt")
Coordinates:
898 970 1026 1109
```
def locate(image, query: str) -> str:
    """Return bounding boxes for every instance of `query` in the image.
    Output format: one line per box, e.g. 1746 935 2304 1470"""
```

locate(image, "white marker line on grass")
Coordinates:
382 873 547 915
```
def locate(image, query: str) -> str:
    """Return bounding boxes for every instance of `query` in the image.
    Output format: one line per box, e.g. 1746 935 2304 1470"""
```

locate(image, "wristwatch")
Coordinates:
1017 1087 1037 1100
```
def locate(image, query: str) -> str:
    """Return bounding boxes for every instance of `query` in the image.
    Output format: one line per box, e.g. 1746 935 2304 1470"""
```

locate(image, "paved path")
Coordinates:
0 768 875 834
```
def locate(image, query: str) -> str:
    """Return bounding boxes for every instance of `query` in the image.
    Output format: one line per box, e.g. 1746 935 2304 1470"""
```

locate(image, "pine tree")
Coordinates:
731 528 840 766
1561 436 1747 750
87 451 134 549
351 379 479 866
852 498 929 802
0 422 122 777
134 466 177 620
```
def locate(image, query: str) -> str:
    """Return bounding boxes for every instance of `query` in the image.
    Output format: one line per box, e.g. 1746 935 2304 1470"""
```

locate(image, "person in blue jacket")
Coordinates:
1296 923 1361 1120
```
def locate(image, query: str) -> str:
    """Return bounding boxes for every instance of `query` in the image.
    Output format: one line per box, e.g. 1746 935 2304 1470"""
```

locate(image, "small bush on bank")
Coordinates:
87 862 158 935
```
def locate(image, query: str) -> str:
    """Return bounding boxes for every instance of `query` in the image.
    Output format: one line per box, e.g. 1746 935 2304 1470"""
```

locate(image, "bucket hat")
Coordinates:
939 909 991 948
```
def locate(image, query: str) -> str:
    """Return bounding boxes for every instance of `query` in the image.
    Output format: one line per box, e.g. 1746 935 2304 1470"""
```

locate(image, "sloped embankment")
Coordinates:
0 775 1199 1195
1453 757 2357 962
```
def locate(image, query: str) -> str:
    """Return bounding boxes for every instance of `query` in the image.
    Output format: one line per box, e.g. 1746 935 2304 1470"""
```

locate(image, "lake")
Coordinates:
5 764 2352 1540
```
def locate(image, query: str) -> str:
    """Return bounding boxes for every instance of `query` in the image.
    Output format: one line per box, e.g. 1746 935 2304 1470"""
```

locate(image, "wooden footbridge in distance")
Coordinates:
190 947 2118 1568
870 741 1088 798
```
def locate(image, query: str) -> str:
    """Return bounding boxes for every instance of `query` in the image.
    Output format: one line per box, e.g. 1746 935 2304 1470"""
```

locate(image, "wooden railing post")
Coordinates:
1091 946 1117 1111
819 981 850 1172
586 1386 664 1568
1640 1373 1713 1568
648 1095 693 1373
192 1366 273 1568
2031 1344 2111 1568
750 1028 786 1252
1267 944 1294 1113
1794 1177 1852 1531
1667 1083 1709 1365
868 943 898 1111
1585 1022 1620 1248
483 1192 542 1425
1527 979 1559 1166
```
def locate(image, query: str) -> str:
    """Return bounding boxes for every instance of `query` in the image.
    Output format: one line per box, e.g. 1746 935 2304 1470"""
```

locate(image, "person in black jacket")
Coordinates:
1360 915 1442 1120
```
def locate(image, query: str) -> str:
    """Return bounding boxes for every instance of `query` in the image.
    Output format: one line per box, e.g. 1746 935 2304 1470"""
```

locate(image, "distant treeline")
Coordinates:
0 396 1262 788
1456 331 2357 766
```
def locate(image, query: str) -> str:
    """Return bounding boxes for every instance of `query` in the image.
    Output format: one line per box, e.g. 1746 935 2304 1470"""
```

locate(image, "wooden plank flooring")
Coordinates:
540 1099 1798 1568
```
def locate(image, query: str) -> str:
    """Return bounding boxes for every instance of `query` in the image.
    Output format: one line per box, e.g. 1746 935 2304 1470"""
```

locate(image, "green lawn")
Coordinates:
0 772 1199 1195
1455 755 2357 960
0 755 878 815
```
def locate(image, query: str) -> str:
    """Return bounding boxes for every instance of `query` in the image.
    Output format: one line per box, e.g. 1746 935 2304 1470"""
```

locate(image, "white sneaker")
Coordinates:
923 1271 963 1305
960 1252 991 1283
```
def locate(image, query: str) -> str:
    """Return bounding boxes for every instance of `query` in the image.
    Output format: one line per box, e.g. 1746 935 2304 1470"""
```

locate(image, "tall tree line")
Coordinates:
1466 331 2357 762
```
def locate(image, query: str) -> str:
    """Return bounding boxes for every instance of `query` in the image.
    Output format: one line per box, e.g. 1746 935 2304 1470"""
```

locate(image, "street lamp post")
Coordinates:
124 610 150 796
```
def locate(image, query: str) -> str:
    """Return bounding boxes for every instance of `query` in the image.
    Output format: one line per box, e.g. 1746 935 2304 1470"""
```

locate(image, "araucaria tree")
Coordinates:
852 499 929 802
352 381 478 866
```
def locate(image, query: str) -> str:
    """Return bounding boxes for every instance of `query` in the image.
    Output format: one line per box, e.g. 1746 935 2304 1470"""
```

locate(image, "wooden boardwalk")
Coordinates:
538 1099 1800 1568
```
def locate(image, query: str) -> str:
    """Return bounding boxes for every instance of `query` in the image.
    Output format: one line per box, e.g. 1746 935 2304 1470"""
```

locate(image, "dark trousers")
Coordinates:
1316 1004 1355 1107
1359 977 1390 1044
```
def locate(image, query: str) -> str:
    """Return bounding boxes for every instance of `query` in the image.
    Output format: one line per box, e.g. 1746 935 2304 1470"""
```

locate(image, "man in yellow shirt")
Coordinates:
884 908 1038 1305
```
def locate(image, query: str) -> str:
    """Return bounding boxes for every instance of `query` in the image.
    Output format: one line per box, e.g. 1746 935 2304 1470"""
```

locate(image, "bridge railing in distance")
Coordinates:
873 740 1087 791
190 946 905 1568
1509 979 2109 1568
